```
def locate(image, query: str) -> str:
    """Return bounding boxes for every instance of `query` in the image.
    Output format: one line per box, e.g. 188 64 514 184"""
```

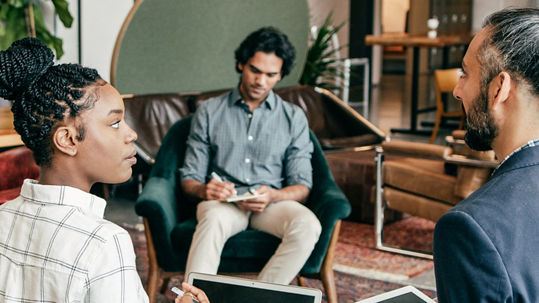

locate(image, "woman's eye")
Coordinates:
111 121 120 129
458 69 466 78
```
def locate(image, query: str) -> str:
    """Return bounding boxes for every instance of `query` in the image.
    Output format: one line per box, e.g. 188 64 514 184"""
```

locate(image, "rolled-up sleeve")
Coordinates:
179 104 211 183
284 109 313 189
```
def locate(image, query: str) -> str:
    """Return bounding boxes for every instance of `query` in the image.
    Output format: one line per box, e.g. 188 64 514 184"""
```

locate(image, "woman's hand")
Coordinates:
174 282 210 303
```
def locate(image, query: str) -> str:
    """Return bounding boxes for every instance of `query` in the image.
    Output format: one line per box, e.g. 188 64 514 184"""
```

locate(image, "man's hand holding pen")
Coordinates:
205 172 236 201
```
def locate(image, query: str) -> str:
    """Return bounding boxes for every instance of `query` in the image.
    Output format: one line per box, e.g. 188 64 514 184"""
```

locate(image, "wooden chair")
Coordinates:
374 133 497 259
429 68 464 143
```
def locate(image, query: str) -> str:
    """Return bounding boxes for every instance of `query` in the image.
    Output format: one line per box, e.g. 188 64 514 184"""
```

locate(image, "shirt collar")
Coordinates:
499 138 539 165
19 179 107 219
229 87 276 110
494 138 539 174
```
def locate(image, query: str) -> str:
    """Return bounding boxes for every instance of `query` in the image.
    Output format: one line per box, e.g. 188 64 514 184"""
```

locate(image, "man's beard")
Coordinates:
464 88 498 151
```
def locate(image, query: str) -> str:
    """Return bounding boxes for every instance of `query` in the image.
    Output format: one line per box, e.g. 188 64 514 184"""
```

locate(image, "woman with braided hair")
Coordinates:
0 38 208 303
0 37 149 302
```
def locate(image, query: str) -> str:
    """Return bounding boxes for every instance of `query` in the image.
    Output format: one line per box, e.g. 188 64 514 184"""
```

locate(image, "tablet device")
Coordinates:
188 272 322 303
355 286 435 303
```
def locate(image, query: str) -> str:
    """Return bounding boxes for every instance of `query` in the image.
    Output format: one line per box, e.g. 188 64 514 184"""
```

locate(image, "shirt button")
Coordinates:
245 158 251 163
246 178 250 182
248 136 253 141
248 114 253 118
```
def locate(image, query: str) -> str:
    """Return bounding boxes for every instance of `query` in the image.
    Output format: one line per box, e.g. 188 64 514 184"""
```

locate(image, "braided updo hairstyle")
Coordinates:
0 38 103 167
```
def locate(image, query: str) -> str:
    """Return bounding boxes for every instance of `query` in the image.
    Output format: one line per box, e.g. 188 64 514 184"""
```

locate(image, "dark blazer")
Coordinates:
434 144 539 303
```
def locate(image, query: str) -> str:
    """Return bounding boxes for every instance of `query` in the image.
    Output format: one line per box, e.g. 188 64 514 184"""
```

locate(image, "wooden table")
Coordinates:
366 33 472 135
0 129 23 148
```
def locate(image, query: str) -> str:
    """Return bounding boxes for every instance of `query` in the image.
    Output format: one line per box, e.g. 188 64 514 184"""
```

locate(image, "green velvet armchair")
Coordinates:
135 116 351 303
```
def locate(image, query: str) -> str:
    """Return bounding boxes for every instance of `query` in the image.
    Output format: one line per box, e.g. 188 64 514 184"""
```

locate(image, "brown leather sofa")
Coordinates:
123 85 386 162
122 85 387 221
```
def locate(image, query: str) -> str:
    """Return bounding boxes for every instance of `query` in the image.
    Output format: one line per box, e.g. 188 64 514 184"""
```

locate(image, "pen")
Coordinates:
171 287 200 303
210 172 223 182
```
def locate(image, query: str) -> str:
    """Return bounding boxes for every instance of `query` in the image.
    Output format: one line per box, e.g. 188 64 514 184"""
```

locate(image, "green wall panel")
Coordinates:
115 0 309 95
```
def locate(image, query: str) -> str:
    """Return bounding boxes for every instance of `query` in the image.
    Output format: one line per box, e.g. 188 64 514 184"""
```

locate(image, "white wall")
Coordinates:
43 0 353 82
473 0 538 30
307 0 350 58
41 0 132 82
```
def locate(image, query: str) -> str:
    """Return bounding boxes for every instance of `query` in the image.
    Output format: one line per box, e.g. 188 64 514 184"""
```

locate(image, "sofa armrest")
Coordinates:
0 147 39 190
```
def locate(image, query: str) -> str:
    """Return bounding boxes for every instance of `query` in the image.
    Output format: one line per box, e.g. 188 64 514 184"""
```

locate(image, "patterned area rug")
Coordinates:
124 216 436 303
336 217 435 280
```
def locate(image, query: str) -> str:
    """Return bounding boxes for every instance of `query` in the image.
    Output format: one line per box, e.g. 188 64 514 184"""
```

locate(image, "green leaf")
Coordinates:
9 0 27 9
0 5 27 50
300 11 347 87
51 0 73 27
33 4 64 58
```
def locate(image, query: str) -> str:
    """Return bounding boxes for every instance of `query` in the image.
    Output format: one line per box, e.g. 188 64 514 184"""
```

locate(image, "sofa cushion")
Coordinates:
383 187 453 222
383 159 461 206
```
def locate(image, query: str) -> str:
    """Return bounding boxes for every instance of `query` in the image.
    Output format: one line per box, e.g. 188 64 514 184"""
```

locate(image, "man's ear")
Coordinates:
52 126 78 156
237 62 244 72
490 71 512 107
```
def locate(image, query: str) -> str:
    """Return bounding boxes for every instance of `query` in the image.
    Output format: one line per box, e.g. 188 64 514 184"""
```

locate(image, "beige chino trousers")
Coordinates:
184 200 322 284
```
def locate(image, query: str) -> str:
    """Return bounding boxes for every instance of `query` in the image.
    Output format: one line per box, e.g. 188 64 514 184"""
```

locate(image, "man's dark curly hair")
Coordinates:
235 27 296 78
0 37 103 167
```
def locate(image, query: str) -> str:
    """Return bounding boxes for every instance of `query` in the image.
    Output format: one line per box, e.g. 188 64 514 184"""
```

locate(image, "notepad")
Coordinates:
225 192 265 203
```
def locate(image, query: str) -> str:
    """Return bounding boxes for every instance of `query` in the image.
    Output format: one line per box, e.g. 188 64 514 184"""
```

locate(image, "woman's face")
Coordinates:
75 83 138 186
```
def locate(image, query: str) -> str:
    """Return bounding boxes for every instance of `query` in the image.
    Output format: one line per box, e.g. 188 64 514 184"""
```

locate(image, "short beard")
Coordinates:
464 87 498 151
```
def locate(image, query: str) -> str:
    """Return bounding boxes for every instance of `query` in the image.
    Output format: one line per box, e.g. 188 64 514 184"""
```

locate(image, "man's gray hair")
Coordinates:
479 8 539 96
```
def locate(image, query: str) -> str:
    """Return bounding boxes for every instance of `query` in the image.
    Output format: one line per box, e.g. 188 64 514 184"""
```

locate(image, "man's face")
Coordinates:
238 51 283 103
453 29 498 151
75 84 138 185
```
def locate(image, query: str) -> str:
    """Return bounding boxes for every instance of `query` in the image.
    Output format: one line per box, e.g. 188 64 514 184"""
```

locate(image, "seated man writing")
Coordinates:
180 27 322 284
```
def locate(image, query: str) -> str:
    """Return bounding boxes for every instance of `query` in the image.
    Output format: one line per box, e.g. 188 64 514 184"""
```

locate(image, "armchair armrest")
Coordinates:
380 140 452 159
134 175 182 270
443 154 498 169
135 176 178 232
308 187 351 223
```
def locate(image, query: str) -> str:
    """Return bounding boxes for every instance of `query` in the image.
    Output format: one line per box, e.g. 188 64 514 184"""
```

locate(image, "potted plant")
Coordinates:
0 0 73 58
299 11 345 90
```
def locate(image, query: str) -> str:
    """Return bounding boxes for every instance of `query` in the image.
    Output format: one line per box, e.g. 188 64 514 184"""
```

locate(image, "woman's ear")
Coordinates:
52 126 78 156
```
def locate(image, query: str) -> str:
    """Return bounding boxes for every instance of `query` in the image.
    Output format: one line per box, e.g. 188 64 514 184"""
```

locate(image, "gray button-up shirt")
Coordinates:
179 88 313 193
